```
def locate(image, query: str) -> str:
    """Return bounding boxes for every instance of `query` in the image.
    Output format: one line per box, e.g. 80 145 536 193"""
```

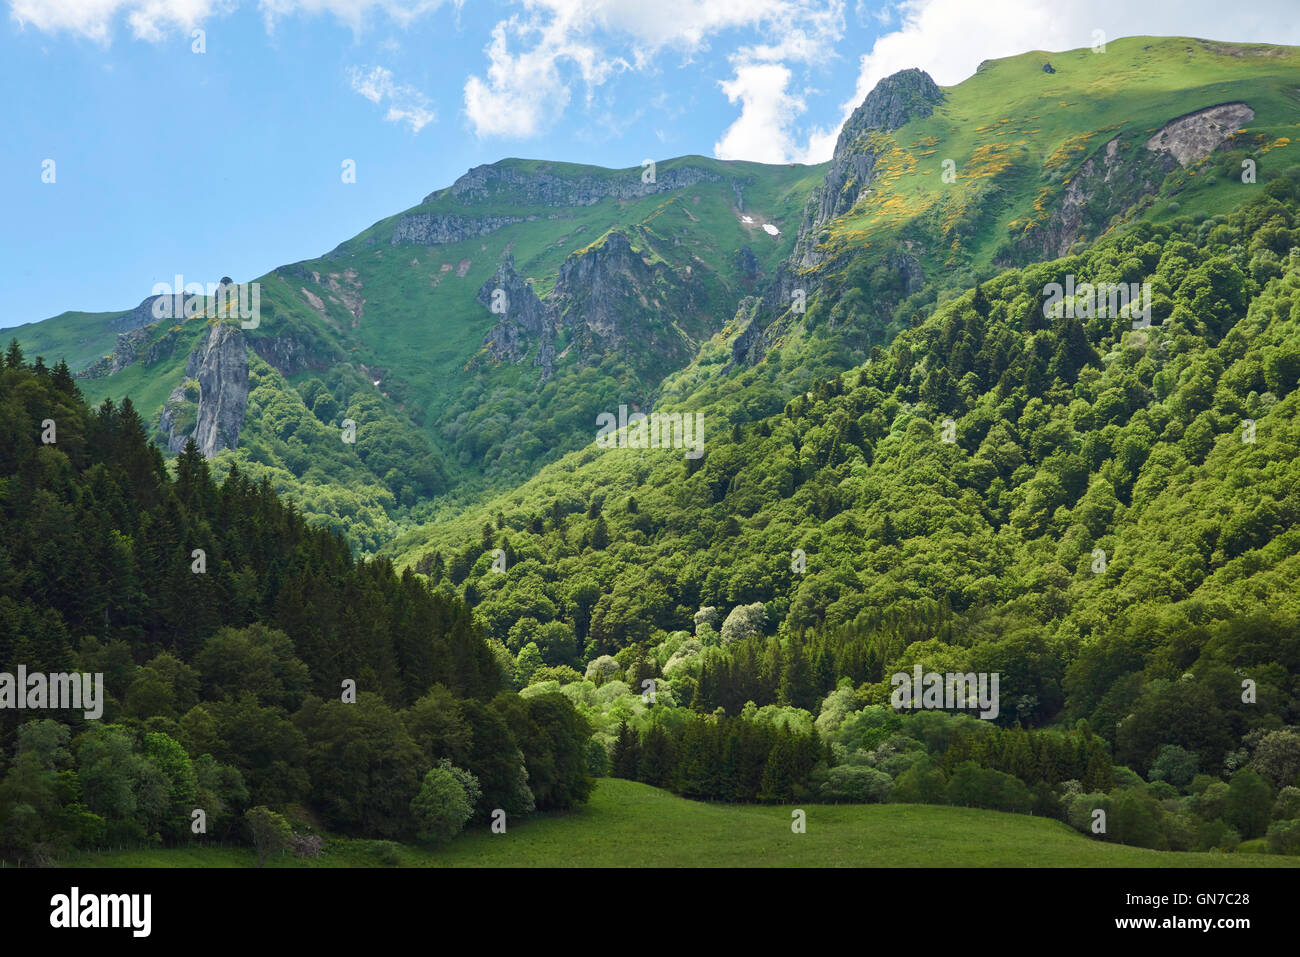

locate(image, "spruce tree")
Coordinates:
610 720 640 780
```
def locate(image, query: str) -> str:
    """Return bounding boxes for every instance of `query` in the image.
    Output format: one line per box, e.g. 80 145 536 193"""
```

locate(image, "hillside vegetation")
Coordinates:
61 779 1300 868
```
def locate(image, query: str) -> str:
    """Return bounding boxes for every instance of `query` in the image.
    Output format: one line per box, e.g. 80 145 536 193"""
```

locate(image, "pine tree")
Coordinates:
759 729 796 803
639 724 675 788
779 634 814 710
1082 744 1114 792
610 720 640 780
51 359 78 396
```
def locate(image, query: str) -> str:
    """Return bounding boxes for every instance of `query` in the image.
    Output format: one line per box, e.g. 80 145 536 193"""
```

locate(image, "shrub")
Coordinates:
1265 819 1300 856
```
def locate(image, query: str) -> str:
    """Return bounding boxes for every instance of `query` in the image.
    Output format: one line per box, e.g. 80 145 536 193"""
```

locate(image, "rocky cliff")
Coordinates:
476 258 552 374
792 69 944 269
437 161 723 207
160 323 249 458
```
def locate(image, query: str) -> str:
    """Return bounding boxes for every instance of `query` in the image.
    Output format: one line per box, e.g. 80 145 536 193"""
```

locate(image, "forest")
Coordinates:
5 148 1300 866
0 354 589 863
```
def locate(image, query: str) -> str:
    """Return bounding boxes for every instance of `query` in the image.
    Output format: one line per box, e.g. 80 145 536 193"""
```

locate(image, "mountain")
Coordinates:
7 33 1300 866
10 156 824 547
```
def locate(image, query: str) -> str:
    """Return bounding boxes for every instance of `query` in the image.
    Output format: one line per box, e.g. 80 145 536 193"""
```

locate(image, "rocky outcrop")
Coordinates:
77 321 188 380
472 230 705 381
160 324 249 458
437 162 723 207
250 333 331 376
392 212 532 246
726 297 764 369
476 258 551 375
792 69 944 269
158 380 198 454
396 162 736 247
550 232 662 346
1000 124 1187 266
736 245 760 281
1145 102 1255 167
110 293 199 333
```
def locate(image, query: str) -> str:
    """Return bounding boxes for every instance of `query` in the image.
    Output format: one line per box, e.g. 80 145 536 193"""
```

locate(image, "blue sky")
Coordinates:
3 0 1299 329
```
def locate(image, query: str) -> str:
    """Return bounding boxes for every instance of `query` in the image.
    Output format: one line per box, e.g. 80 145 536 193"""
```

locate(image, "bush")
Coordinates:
1224 769 1273 840
1065 792 1112 836
586 737 610 777
891 761 947 804
1195 818 1240 852
409 760 481 845
811 765 894 803
945 762 1033 814
1273 786 1300 821
720 603 766 644
1265 819 1300 856
1112 766 1144 789
364 840 403 866
244 806 292 868
1149 745 1199 791
1110 789 1168 850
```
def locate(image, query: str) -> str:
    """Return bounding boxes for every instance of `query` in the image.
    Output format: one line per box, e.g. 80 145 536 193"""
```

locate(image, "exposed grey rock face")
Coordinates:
391 212 532 246
1145 102 1255 167
77 320 188 380
437 162 723 207
736 245 760 281
111 293 202 332
550 231 654 346
158 382 196 454
1007 102 1253 264
472 230 704 382
476 258 552 376
476 258 546 336
169 323 249 459
792 68 944 269
250 334 331 375
726 297 764 369
999 134 1176 265
396 162 733 247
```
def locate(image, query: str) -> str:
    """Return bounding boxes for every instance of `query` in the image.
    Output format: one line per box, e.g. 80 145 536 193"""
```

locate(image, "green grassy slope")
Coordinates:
828 38 1299 269
6 309 139 375
60 779 1298 868
11 156 825 538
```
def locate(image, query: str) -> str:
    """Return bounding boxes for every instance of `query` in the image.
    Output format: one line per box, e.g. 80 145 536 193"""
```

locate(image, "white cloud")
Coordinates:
463 0 845 140
257 0 448 35
7 0 450 42
711 1 845 163
9 0 230 41
715 63 803 163
348 64 436 131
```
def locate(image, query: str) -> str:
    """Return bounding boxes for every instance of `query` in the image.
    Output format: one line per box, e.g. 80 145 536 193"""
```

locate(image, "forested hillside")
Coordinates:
5 36 1300 866
381 174 1300 855
0 356 591 863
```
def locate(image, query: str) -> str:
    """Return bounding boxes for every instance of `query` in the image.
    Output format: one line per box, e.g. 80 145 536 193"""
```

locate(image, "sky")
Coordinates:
3 0 1300 329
